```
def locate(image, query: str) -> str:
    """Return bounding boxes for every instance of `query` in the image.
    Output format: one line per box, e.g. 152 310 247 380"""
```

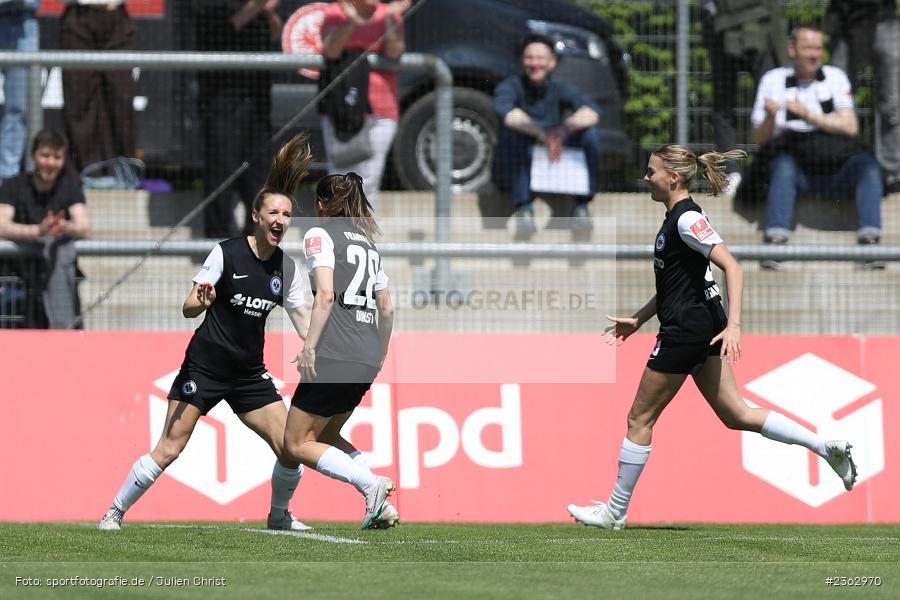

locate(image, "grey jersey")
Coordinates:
304 219 389 367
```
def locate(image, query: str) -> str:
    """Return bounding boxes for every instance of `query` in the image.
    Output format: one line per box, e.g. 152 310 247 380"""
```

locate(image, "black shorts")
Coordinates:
291 359 380 418
168 366 281 415
646 337 723 375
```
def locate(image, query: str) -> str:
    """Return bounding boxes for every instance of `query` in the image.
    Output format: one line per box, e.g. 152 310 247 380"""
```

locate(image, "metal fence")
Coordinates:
0 1 897 335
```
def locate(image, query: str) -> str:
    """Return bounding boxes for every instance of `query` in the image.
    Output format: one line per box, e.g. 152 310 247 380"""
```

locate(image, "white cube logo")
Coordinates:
741 353 884 507
149 370 284 505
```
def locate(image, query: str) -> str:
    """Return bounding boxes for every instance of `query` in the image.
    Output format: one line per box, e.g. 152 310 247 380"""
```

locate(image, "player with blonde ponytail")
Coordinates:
567 144 858 530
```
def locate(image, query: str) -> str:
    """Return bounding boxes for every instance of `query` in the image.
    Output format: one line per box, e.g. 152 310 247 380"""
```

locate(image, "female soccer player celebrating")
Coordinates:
567 144 857 530
99 135 314 531
282 172 397 529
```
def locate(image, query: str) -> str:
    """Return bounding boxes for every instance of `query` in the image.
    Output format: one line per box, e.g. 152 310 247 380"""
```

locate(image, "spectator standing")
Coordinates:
0 0 39 178
59 0 136 171
826 0 900 193
0 129 90 328
491 34 601 240
700 0 787 193
194 0 282 239
319 0 408 210
750 25 884 269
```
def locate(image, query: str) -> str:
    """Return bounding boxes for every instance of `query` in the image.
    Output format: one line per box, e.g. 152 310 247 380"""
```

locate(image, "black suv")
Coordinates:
275 0 630 192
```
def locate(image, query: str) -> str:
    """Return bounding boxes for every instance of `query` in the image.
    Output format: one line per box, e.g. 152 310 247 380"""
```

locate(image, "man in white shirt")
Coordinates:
750 24 883 266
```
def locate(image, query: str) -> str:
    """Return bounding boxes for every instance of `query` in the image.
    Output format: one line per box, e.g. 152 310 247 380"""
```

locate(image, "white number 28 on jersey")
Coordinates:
344 244 379 309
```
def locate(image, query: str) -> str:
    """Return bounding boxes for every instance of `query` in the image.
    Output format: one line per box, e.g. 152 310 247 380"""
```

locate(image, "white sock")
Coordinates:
761 411 827 458
270 462 303 512
607 438 651 520
315 447 377 493
112 454 163 512
349 450 373 476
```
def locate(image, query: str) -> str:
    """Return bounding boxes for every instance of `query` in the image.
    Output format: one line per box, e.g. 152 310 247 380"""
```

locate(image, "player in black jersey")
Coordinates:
568 144 858 530
99 135 315 532
282 172 398 529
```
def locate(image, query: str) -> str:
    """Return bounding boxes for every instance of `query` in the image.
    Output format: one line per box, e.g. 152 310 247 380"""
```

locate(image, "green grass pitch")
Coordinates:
1 522 898 599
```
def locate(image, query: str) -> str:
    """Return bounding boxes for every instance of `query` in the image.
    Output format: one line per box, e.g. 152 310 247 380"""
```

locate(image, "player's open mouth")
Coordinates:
270 227 283 242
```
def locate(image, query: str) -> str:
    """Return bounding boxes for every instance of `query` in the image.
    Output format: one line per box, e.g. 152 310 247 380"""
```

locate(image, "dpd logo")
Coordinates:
740 353 884 507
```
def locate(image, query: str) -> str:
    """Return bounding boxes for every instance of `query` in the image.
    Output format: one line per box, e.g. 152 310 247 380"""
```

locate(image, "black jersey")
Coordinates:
304 219 389 367
653 197 727 343
184 237 308 377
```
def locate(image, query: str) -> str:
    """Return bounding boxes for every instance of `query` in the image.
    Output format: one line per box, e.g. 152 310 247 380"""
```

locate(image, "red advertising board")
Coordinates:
39 1 165 18
0 331 894 523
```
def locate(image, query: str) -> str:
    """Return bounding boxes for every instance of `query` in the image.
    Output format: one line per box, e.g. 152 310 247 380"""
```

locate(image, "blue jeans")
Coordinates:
765 152 884 241
492 126 601 208
0 13 38 179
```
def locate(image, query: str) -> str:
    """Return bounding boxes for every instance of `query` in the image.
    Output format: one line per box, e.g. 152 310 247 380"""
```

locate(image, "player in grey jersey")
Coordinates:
567 144 858 530
283 172 399 529
99 135 315 532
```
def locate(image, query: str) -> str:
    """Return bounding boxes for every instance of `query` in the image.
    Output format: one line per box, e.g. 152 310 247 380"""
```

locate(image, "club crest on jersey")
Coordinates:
182 380 197 396
270 276 282 295
655 233 666 251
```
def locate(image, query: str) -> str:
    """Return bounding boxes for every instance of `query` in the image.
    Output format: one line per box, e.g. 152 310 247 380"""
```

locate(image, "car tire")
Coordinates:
392 87 498 193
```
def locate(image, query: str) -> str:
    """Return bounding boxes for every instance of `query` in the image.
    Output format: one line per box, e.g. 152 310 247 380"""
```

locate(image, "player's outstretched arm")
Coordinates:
182 282 216 319
604 295 656 345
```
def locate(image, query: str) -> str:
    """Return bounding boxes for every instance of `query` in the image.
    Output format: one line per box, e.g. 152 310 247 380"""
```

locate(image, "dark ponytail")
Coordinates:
253 133 313 212
315 172 382 238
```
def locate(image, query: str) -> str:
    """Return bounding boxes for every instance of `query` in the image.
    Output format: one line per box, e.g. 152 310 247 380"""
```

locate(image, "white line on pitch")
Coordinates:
243 528 367 545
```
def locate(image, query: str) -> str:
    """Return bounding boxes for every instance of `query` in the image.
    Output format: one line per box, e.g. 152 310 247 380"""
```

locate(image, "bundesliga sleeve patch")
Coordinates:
690 218 714 241
305 237 322 256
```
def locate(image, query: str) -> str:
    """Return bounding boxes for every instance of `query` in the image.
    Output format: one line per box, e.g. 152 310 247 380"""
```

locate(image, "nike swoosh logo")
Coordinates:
233 274 249 279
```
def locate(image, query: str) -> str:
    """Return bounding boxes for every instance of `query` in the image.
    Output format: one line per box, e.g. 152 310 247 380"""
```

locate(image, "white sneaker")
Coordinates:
367 502 400 529
825 441 858 491
267 509 313 531
567 501 627 531
361 476 394 530
98 506 124 531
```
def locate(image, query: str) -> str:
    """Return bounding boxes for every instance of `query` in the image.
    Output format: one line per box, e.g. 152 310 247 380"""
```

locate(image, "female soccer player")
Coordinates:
567 144 858 530
99 135 314 531
282 172 398 529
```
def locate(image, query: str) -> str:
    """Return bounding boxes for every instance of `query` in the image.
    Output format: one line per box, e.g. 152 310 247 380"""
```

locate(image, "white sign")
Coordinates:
530 145 589 196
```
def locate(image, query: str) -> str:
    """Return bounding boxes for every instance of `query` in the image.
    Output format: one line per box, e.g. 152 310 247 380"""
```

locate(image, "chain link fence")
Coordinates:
0 1 896 334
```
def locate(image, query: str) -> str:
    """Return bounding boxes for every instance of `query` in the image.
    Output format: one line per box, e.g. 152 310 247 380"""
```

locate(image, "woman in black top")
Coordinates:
99 135 314 532
283 172 398 529
567 144 858 530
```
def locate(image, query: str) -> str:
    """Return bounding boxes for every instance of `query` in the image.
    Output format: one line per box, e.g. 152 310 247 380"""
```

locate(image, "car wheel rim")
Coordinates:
414 111 494 192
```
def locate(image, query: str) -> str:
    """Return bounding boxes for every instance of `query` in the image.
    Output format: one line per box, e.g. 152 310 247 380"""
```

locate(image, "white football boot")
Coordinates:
824 441 858 491
267 509 313 531
98 506 124 531
361 476 394 530
567 501 627 531
367 502 400 529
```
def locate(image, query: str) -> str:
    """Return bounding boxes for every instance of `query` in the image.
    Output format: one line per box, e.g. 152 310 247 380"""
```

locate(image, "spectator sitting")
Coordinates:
0 129 91 328
826 0 900 194
0 0 39 179
750 24 884 269
492 34 601 240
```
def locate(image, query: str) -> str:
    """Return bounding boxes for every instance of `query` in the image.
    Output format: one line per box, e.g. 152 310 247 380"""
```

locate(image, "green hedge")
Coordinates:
576 1 844 173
